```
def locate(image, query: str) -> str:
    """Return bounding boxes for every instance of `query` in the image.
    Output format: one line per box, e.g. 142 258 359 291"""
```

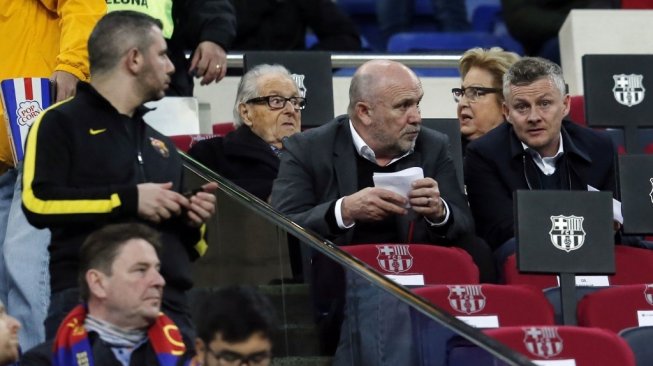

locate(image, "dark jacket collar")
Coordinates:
76 82 152 120
508 120 592 163
223 125 279 164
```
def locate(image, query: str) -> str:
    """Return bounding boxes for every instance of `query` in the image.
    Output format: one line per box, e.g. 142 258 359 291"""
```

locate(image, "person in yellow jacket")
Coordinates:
0 0 106 351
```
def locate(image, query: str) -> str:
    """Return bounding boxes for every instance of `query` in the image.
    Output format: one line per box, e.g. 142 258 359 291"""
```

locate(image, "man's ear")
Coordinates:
562 94 571 117
502 102 512 125
194 338 206 359
238 103 253 127
356 102 373 126
86 269 107 299
124 47 142 75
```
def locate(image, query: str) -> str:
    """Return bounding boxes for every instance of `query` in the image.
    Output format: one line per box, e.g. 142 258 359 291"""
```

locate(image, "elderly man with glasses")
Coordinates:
189 64 303 202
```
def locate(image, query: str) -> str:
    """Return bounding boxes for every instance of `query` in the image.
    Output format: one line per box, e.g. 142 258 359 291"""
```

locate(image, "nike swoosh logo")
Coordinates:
89 128 107 135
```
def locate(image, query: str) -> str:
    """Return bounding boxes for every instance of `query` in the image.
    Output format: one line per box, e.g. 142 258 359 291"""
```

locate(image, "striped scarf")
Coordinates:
52 304 186 366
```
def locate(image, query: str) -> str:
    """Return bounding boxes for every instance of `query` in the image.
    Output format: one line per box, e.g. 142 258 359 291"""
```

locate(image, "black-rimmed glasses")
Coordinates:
452 86 502 103
245 95 307 110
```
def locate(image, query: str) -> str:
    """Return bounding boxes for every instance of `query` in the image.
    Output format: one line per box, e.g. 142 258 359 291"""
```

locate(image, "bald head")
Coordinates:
348 60 421 118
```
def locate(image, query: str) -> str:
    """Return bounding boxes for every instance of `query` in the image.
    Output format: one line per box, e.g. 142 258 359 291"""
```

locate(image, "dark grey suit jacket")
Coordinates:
270 115 473 246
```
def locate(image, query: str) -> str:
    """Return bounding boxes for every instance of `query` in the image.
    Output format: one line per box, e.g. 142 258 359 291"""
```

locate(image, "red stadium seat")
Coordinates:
341 243 479 285
569 95 586 126
577 284 653 333
503 246 653 290
169 134 217 152
480 326 636 366
621 0 653 8
212 121 236 136
413 284 555 328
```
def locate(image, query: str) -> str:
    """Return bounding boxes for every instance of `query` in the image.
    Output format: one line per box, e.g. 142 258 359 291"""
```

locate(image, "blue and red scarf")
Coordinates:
52 304 186 366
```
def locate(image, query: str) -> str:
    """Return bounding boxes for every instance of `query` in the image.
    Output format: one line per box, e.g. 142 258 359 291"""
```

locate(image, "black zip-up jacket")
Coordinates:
22 82 202 299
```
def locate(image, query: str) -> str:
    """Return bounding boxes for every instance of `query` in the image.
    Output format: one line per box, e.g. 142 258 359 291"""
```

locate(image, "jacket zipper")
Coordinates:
136 121 146 182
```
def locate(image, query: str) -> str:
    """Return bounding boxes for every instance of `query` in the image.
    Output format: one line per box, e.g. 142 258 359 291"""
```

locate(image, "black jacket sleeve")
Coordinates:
174 0 237 51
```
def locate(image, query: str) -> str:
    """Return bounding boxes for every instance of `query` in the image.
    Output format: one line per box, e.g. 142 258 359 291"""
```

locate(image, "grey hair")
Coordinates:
233 64 296 127
347 71 377 117
502 57 567 100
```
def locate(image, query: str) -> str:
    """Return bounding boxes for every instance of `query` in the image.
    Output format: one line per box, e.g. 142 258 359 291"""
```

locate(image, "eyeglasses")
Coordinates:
210 349 272 366
245 95 307 110
452 86 502 103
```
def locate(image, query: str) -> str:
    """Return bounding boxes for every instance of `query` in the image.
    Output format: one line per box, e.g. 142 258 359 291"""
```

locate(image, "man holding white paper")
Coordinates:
271 60 489 365
272 60 474 246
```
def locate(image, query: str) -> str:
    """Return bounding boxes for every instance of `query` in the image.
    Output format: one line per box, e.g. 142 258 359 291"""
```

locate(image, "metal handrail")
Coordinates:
226 53 462 69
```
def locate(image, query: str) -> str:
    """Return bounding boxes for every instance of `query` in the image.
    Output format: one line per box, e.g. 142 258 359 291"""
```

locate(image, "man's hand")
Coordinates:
408 178 446 222
137 182 189 223
50 71 79 102
189 41 227 85
341 187 408 226
185 182 218 227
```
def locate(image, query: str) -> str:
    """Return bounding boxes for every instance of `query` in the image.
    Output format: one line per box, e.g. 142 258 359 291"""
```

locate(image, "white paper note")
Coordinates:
385 274 425 286
533 360 576 366
373 167 424 207
637 310 653 326
456 315 500 329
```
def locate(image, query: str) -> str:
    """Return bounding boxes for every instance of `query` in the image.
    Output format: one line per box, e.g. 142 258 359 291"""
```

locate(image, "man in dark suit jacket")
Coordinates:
271 60 481 365
272 62 472 247
465 57 617 260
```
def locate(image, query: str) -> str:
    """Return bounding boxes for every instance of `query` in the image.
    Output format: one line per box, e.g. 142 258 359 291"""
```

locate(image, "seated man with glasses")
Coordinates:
188 64 303 202
188 286 277 366
453 47 520 155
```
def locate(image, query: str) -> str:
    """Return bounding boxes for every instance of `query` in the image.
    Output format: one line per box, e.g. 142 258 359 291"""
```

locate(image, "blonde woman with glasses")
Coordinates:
453 47 520 154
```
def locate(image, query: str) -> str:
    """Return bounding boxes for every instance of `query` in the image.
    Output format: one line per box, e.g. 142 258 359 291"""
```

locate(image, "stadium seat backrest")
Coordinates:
341 243 479 284
169 134 218 152
502 254 557 290
386 31 505 53
414 284 555 327
619 326 653 366
212 122 236 136
621 0 653 9
577 284 653 333
483 326 635 366
503 246 653 290
569 95 586 126
612 245 653 284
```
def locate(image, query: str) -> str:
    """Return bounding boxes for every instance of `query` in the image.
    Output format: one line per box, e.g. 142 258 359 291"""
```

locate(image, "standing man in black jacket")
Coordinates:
107 0 237 96
22 11 217 344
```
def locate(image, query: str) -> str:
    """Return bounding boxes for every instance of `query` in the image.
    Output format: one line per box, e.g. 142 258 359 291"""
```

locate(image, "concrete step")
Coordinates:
258 283 314 325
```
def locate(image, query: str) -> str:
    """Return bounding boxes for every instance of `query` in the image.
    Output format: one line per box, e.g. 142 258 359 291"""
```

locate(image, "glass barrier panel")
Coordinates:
181 154 535 366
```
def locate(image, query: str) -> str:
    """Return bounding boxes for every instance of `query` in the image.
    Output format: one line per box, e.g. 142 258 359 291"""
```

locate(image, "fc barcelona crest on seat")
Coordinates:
613 74 645 107
376 244 413 274
549 215 586 253
447 285 486 315
644 284 653 306
523 327 564 359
